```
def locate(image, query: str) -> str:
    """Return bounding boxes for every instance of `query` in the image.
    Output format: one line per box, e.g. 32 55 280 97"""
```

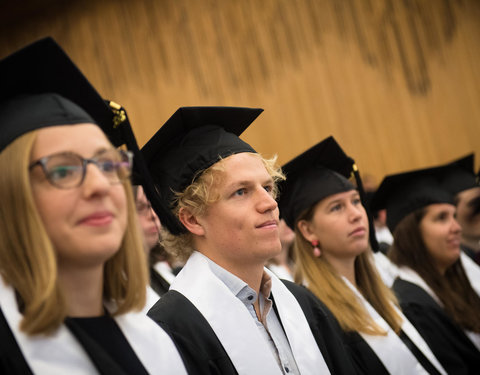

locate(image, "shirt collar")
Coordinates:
204 254 272 307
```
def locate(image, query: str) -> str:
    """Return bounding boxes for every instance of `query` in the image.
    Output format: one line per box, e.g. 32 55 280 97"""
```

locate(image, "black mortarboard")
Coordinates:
371 166 455 233
278 136 355 230
0 37 134 152
141 106 263 234
441 154 477 196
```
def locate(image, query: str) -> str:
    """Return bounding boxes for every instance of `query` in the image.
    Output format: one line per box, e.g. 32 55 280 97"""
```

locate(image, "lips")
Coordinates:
79 211 114 226
349 226 366 237
256 220 278 229
446 237 461 248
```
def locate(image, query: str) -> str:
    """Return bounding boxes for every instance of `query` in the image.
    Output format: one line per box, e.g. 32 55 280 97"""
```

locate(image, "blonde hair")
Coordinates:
161 152 285 262
0 130 148 335
294 205 403 335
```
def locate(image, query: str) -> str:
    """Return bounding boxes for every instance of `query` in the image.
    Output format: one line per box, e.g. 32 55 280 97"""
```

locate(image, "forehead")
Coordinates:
317 188 358 205
424 203 456 214
31 124 110 159
214 153 270 184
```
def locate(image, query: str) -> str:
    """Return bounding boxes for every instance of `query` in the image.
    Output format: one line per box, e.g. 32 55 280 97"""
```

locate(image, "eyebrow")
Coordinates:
325 192 359 206
225 177 274 190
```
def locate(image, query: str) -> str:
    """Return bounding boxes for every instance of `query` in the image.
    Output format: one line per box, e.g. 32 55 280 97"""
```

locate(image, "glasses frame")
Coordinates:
29 148 133 189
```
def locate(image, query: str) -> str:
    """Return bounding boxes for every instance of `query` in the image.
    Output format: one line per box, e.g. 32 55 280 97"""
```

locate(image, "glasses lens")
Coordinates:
95 149 133 183
44 153 83 188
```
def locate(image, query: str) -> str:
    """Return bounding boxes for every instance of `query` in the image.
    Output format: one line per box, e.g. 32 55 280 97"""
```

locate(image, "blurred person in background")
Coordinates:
372 164 480 374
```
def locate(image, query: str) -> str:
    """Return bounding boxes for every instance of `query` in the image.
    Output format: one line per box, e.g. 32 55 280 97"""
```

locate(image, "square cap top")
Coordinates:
371 165 455 233
0 37 129 152
442 153 477 196
278 136 355 229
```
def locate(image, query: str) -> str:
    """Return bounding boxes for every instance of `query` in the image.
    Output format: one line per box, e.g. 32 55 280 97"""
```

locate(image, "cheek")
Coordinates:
33 187 68 227
422 225 445 249
111 187 128 228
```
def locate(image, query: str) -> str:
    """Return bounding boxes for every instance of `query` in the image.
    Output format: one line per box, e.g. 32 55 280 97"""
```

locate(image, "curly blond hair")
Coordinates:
161 152 285 262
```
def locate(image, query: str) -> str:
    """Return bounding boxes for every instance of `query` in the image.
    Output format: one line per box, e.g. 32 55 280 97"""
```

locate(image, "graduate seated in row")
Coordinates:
442 154 480 296
133 184 180 310
278 137 446 375
0 37 186 374
372 163 480 374
141 107 357 374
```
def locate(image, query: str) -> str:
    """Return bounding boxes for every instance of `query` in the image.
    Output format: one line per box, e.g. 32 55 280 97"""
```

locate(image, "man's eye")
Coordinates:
234 188 246 196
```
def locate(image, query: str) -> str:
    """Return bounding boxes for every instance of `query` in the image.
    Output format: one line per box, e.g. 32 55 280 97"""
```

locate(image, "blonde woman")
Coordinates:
142 107 357 374
278 137 446 375
0 38 186 374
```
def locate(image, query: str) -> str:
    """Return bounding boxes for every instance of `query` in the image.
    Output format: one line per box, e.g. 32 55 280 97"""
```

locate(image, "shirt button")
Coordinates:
285 367 290 373
247 295 254 301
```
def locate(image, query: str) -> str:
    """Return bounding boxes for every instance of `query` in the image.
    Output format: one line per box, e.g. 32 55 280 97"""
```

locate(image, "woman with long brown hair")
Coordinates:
372 164 480 374
278 137 446 375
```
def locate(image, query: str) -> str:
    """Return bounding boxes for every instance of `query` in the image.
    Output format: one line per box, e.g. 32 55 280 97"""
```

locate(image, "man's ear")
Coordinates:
297 219 317 243
178 207 205 236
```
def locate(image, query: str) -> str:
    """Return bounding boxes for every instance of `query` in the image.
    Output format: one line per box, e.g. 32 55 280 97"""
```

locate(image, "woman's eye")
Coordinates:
49 166 78 181
330 204 342 212
99 160 117 173
436 213 448 221
264 185 273 193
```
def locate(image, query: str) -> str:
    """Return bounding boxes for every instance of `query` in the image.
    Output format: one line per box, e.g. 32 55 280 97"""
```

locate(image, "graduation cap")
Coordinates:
278 137 355 229
371 165 455 233
441 153 477 196
141 106 263 235
277 136 380 250
0 36 135 152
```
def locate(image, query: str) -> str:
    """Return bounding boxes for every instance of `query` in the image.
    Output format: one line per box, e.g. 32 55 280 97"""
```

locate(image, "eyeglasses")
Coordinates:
29 149 133 189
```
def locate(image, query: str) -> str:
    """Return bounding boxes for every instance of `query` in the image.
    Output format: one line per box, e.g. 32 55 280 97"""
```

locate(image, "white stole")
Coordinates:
342 277 433 375
153 261 177 285
460 251 480 297
142 284 162 313
170 251 330 375
0 278 187 375
372 251 400 288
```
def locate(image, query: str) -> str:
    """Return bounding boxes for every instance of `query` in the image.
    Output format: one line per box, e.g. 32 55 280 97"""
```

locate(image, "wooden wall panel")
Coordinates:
1 0 479 184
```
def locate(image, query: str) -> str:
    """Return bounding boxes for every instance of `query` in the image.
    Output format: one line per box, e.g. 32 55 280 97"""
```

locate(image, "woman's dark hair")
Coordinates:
389 208 480 332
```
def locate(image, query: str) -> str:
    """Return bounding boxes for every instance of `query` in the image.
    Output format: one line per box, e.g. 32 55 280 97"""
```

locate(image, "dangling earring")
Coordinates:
311 240 321 257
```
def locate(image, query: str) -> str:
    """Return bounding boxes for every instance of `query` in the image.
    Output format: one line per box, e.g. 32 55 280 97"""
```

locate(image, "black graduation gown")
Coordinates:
148 280 358 375
0 308 33 375
0 308 148 375
393 278 480 375
340 331 389 375
150 266 171 297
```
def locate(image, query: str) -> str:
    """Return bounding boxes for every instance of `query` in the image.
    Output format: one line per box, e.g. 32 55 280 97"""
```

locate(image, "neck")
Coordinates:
215 256 265 294
58 265 105 317
324 254 357 286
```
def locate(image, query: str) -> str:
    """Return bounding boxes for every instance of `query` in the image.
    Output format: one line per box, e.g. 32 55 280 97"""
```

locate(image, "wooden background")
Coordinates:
1 0 479 186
